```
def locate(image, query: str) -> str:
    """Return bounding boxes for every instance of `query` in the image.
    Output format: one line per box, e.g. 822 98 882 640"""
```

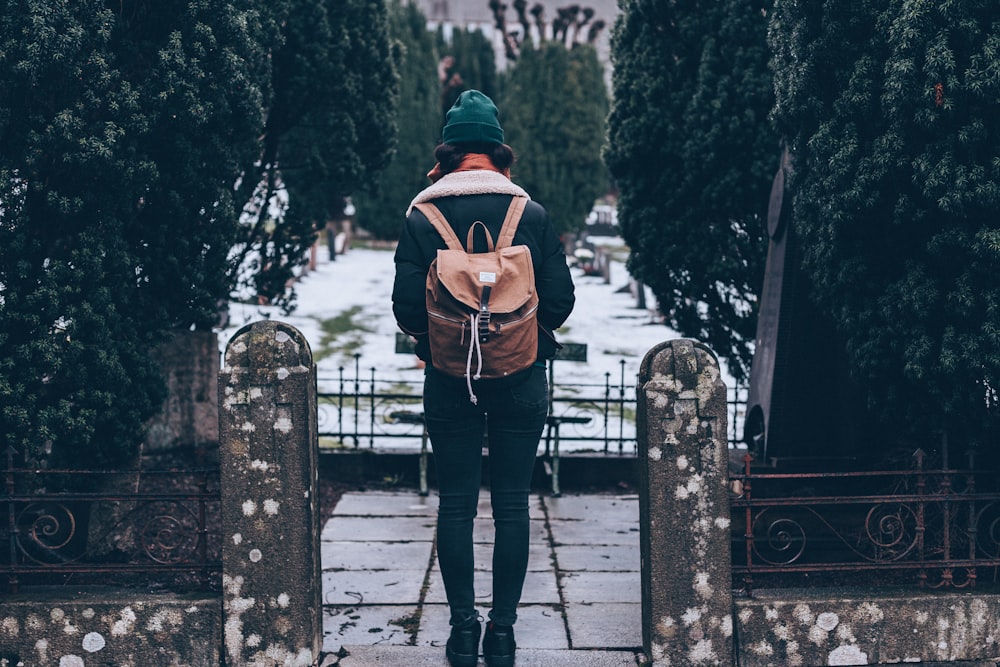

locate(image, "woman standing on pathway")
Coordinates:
392 90 575 667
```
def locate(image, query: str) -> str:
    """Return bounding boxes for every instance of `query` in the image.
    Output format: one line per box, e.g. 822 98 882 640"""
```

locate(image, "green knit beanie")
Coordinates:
442 90 504 145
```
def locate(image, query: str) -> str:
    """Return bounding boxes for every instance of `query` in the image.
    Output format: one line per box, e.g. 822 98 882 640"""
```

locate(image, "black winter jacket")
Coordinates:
392 192 575 367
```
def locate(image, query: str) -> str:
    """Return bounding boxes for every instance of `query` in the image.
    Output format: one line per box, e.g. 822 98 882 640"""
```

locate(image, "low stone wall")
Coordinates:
1 321 323 667
0 589 220 666
735 588 1000 666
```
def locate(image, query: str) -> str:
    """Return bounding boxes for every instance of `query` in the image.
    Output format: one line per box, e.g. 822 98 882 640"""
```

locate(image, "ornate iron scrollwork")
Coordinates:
16 502 79 565
863 503 919 561
751 512 807 565
137 501 201 565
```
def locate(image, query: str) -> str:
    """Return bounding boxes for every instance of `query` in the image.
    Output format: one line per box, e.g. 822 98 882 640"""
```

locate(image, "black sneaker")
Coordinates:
483 621 516 667
446 619 481 667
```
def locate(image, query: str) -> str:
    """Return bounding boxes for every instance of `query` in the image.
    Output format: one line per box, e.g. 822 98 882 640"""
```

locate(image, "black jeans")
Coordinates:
423 365 549 627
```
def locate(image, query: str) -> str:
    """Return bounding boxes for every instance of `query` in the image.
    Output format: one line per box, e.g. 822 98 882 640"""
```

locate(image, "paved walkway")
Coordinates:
319 490 647 666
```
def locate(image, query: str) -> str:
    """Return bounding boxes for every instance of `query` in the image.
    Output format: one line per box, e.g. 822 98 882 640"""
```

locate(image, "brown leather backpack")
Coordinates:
415 198 539 404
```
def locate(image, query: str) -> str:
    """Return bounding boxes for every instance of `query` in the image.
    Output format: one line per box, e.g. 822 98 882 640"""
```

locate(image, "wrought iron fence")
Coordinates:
316 354 748 453
730 448 1000 595
2 447 220 595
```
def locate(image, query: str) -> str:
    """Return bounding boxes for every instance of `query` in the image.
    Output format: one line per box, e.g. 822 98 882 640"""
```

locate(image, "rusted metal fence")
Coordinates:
730 448 1000 594
1 447 220 595
316 353 749 453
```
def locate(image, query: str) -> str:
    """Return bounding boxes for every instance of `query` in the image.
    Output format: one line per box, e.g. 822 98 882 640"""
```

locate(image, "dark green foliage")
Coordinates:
439 26 499 116
354 0 441 240
605 0 776 381
232 0 398 308
360 4 608 239
502 42 609 235
355 8 499 241
0 0 276 466
770 0 1000 443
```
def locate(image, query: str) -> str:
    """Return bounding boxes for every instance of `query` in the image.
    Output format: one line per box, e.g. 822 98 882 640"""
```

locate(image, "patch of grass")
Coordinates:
607 403 636 423
319 437 354 450
312 306 374 362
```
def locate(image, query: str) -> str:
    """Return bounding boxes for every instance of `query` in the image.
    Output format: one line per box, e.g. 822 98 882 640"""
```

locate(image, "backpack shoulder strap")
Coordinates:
414 202 463 251
495 197 528 249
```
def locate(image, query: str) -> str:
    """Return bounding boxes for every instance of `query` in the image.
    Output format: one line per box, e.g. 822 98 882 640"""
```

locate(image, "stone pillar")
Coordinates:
637 339 732 666
219 321 322 667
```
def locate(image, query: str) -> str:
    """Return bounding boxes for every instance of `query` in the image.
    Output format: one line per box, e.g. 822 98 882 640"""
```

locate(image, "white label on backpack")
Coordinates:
479 272 497 283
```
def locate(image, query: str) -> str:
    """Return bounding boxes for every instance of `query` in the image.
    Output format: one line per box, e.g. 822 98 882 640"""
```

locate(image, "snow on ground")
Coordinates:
217 241 739 450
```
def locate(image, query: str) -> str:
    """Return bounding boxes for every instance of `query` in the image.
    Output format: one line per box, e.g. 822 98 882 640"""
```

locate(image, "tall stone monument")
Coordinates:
744 150 873 466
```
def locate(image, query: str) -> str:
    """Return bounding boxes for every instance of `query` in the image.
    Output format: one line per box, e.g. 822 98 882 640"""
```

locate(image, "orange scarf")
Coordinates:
426 153 511 183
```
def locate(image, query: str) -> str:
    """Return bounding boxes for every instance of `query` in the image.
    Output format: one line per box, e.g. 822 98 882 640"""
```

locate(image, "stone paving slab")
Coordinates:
322 569 427 605
544 494 639 522
333 492 438 517
548 518 639 546
555 544 639 571
565 603 642 649
417 603 569 650
559 571 641 604
424 569 561 605
322 540 434 571
322 605 417 652
321 515 437 542
331 645 643 666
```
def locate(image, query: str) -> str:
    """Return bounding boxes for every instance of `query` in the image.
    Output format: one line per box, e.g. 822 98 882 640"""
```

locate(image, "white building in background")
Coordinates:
408 0 619 79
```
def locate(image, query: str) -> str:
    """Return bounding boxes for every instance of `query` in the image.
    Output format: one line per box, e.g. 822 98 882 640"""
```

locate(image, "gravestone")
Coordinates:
744 150 872 465
145 330 220 456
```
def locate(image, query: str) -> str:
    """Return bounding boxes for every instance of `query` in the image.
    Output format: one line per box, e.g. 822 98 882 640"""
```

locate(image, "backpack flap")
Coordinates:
432 245 535 313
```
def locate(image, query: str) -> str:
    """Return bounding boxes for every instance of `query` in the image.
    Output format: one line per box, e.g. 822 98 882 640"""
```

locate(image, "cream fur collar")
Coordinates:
406 170 530 215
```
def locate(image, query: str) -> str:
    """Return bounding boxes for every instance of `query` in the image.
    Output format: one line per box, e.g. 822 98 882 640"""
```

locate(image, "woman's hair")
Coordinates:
434 142 515 174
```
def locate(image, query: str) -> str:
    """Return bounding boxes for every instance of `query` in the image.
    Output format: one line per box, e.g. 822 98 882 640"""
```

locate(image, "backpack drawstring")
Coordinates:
465 313 483 404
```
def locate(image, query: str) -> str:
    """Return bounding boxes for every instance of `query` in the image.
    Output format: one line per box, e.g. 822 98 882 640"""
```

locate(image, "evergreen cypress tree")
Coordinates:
502 41 609 235
232 0 398 308
605 0 776 381
439 25 499 116
354 0 441 240
355 10 503 241
0 0 277 466
770 0 1000 445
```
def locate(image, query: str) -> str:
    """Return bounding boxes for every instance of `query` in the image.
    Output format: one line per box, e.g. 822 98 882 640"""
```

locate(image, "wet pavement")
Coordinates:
319 490 647 666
